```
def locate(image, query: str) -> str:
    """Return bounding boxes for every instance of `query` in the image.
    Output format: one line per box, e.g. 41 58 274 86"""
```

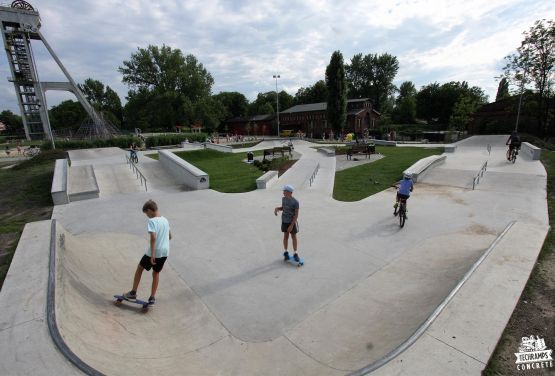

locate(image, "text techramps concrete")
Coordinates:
0 136 548 375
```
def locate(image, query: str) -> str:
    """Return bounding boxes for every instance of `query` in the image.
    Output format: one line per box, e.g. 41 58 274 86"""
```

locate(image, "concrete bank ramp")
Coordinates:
54 221 496 375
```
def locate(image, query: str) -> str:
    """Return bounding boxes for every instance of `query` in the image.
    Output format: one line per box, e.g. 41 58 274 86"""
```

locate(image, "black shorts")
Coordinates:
139 254 167 272
397 193 410 201
281 222 299 234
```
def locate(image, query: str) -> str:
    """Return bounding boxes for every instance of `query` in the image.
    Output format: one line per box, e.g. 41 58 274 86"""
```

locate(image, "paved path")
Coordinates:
0 136 548 375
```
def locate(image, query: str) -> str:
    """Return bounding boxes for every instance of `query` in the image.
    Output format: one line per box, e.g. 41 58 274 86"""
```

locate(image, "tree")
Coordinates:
392 81 417 124
495 78 510 101
294 80 328 105
119 45 214 131
213 92 248 119
247 91 293 116
0 110 23 134
416 81 488 125
345 52 399 111
449 93 483 130
79 78 123 126
48 100 87 131
326 51 347 135
503 19 555 135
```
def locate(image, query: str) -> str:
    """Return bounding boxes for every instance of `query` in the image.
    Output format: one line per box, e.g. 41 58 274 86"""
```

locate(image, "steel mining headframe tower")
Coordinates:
0 0 118 141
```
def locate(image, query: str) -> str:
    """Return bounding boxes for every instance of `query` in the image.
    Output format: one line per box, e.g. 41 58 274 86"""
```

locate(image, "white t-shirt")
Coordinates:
145 216 171 258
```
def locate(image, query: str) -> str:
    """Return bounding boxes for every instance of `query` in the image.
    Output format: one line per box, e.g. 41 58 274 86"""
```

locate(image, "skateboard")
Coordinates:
114 294 150 311
284 254 304 267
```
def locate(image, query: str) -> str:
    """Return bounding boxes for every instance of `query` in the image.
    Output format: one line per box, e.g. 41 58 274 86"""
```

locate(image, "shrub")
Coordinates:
146 133 207 147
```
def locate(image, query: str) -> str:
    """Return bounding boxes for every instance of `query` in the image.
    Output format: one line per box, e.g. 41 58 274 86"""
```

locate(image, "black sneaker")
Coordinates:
148 296 156 305
293 253 300 262
283 251 290 261
124 291 136 300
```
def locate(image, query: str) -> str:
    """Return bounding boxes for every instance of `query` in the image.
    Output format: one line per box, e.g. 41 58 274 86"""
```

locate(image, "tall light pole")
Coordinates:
273 74 280 137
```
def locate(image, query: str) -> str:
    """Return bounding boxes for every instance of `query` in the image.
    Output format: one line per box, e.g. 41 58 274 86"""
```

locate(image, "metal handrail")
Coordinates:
125 154 148 191
472 160 488 190
309 163 320 186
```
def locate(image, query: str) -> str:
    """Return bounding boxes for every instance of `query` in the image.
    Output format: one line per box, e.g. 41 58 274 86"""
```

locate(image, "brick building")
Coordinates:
280 98 380 138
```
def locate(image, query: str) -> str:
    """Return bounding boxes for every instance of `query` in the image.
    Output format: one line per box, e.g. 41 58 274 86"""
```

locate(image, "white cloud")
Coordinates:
1 0 554 113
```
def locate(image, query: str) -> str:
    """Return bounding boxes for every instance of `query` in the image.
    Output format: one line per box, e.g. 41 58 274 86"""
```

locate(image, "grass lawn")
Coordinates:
483 151 555 375
0 149 66 289
333 146 444 201
174 149 264 192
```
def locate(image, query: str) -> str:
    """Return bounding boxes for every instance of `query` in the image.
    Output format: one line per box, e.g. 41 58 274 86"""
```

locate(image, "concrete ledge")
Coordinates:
205 143 233 153
373 139 397 146
317 147 335 156
68 165 99 202
444 144 457 153
159 150 209 190
521 142 541 160
256 170 278 189
404 155 447 183
51 159 69 205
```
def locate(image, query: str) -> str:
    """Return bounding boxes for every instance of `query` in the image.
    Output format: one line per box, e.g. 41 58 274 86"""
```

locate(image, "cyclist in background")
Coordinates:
393 174 414 218
506 131 521 161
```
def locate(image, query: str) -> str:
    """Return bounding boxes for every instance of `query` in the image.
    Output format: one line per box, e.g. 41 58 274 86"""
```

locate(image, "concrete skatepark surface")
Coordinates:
0 136 549 375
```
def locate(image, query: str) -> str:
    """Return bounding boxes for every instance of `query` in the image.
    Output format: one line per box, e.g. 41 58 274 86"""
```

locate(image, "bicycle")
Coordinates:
129 150 138 164
394 198 407 228
508 147 519 164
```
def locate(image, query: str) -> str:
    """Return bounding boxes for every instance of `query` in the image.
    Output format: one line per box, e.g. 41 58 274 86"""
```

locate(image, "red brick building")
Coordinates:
224 114 273 136
280 98 380 138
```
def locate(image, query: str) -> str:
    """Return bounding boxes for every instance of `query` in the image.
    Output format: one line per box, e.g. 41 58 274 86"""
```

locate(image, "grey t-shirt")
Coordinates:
282 196 299 223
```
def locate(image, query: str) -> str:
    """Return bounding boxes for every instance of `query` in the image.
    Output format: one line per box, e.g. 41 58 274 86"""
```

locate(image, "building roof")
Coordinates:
225 114 274 123
282 98 371 114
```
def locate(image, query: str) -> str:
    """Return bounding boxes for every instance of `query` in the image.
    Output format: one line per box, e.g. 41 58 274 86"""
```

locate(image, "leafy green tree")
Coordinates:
191 97 225 133
247 91 293 116
416 81 488 125
495 78 510 101
449 93 484 130
79 78 123 126
503 19 555 135
294 80 328 104
213 92 248 119
48 100 87 131
392 81 417 124
345 52 399 111
326 50 347 135
0 110 23 134
119 45 214 130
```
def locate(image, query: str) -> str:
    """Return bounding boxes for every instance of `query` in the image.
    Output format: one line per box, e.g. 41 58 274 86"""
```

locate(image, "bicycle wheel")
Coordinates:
399 205 406 228
511 149 517 164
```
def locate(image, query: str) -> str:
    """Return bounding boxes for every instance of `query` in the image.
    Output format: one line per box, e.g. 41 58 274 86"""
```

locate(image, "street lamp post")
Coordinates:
273 74 280 137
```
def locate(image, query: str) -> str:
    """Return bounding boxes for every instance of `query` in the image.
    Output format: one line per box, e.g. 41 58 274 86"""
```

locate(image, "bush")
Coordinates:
145 133 207 147
41 136 141 150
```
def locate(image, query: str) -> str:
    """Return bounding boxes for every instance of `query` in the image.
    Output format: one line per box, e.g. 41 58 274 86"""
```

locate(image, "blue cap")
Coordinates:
283 184 294 192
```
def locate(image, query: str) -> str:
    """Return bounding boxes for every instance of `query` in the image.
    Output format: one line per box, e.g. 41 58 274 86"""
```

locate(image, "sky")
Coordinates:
1 0 554 114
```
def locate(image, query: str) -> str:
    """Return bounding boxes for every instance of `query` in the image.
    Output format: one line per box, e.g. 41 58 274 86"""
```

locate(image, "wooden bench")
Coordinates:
263 146 292 160
347 144 374 160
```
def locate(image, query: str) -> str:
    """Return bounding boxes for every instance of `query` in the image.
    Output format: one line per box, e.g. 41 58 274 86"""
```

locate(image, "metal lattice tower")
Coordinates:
0 1 119 141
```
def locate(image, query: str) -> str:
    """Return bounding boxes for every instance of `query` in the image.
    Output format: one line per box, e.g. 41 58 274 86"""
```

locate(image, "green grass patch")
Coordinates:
333 146 443 201
174 149 264 193
145 153 159 160
0 149 65 289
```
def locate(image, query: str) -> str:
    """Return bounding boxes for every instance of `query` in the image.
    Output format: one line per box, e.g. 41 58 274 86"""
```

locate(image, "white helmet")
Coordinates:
403 173 412 180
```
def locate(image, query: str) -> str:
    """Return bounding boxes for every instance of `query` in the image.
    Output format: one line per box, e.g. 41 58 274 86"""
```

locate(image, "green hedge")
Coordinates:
146 133 207 147
41 136 141 150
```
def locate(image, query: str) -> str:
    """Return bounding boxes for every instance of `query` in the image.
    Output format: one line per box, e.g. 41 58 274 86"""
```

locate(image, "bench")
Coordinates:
263 146 292 160
158 150 209 190
347 144 374 160
256 170 278 189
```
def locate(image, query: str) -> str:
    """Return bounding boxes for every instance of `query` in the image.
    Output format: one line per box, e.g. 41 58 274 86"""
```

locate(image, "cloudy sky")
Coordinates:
1 0 554 113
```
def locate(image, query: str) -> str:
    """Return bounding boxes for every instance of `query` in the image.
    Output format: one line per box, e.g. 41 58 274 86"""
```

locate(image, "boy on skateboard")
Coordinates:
124 200 171 305
274 184 301 262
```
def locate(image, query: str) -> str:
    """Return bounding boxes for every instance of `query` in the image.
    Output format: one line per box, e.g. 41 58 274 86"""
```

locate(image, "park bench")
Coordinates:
346 144 375 160
263 146 292 160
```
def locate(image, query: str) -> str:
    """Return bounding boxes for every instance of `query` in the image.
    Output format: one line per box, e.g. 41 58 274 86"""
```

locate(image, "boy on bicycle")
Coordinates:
393 174 414 218
506 131 521 161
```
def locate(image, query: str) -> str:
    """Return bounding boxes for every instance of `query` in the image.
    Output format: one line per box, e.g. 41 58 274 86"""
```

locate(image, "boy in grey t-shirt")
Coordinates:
274 184 300 262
